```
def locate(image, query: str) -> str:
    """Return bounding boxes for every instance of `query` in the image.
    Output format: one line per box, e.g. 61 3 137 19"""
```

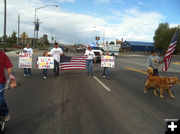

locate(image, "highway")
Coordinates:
4 50 180 134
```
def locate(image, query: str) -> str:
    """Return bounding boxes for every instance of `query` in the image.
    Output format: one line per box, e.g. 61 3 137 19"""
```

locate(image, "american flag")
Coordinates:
60 55 87 71
162 27 179 72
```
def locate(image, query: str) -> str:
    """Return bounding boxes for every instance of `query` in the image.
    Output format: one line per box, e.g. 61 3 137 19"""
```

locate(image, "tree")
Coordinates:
7 31 17 47
153 23 180 54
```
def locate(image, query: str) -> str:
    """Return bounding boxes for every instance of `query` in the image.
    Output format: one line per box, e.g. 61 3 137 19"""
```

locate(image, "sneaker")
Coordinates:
3 114 11 122
24 74 27 77
27 74 31 77
43 76 47 79
103 75 105 78
107 77 110 79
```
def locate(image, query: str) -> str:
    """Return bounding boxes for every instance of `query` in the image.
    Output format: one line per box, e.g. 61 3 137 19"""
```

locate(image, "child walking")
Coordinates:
102 51 110 79
42 52 51 79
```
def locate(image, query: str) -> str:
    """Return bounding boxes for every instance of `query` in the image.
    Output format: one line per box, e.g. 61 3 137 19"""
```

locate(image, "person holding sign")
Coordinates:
85 46 96 76
42 52 51 79
50 43 63 77
0 52 16 122
23 43 33 77
102 52 110 79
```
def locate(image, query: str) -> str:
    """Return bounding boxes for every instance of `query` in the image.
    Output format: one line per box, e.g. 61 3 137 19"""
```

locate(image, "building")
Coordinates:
123 41 154 52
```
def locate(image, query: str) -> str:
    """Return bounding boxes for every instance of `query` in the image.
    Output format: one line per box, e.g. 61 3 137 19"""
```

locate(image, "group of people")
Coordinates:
85 46 110 78
22 44 111 79
22 43 63 79
0 42 162 123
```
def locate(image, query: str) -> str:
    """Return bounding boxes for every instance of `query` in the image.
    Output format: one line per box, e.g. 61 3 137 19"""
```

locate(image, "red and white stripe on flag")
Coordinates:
162 28 179 72
60 56 87 71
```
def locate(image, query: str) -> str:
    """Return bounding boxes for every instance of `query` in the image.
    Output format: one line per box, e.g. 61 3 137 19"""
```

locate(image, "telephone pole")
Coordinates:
35 18 41 48
3 0 7 52
17 15 20 47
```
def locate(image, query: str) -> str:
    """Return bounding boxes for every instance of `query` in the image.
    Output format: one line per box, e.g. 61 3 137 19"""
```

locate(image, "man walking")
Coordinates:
0 51 16 121
85 46 96 76
23 43 33 77
50 43 63 77
147 50 162 76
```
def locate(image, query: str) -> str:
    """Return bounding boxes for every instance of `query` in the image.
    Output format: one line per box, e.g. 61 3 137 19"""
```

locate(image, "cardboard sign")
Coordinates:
19 52 32 68
101 56 115 68
38 57 54 69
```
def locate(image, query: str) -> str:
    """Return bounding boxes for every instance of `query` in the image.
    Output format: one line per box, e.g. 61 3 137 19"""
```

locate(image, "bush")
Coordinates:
37 46 49 50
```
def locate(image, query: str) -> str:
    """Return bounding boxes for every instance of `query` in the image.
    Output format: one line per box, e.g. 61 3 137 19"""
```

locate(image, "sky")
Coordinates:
0 0 180 44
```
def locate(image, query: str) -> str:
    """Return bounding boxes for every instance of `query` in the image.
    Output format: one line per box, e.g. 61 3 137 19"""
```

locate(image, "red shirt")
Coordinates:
0 52 13 84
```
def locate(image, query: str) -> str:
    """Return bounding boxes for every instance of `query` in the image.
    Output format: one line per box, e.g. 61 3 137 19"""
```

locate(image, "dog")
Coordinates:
144 67 180 99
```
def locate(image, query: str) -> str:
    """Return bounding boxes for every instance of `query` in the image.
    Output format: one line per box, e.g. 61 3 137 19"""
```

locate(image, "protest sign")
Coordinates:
38 57 54 69
101 56 115 68
19 52 32 68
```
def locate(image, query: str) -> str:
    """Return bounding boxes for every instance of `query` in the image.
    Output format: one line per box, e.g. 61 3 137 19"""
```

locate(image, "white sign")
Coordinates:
38 57 54 69
19 52 32 68
101 56 115 68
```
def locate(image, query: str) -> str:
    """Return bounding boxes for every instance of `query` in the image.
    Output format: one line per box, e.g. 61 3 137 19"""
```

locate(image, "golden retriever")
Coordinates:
144 68 180 98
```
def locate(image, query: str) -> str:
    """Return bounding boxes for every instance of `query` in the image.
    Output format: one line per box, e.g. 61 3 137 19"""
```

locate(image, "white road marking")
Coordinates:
93 76 111 92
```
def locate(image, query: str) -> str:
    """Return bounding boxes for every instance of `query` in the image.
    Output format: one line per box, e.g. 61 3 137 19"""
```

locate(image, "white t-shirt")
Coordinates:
50 47 63 62
23 47 33 56
85 50 95 60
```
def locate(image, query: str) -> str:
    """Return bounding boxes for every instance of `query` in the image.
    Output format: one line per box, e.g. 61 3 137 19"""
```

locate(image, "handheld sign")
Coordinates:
38 57 54 69
19 52 32 68
101 56 115 68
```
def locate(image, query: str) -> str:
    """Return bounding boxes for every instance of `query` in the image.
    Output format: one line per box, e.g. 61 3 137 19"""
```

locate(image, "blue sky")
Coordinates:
53 0 180 24
0 0 179 44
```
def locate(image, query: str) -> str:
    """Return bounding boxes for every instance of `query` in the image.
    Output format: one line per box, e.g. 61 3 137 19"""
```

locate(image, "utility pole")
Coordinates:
35 18 41 48
3 0 7 52
33 5 58 48
17 15 20 47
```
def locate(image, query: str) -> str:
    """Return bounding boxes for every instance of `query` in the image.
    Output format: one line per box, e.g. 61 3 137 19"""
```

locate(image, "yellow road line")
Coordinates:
173 62 180 65
125 67 147 75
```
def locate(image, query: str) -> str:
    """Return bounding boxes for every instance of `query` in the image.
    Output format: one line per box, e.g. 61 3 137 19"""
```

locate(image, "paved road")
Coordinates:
4 51 180 134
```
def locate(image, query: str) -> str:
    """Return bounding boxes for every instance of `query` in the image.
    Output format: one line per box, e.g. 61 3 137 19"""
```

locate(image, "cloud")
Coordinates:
0 0 165 44
96 0 110 3
57 0 75 3
104 8 164 41
137 1 144 5
95 0 125 4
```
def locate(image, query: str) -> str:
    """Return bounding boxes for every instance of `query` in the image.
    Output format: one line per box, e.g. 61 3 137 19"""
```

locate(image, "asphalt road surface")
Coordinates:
4 50 180 134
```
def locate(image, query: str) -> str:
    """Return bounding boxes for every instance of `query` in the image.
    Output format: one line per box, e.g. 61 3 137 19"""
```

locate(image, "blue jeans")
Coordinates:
43 69 48 77
153 69 158 76
24 68 31 76
54 60 59 76
103 67 110 77
86 60 93 75
0 84 9 116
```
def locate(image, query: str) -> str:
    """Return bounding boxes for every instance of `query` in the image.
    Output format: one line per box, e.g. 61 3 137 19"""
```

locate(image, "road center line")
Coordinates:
93 76 111 92
173 62 180 65
125 67 147 75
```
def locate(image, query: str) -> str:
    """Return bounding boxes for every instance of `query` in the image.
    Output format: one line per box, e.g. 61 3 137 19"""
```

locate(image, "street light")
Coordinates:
33 4 59 48
3 0 7 52
93 26 105 45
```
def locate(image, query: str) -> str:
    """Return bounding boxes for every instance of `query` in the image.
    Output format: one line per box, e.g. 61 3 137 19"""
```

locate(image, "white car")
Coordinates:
91 46 103 62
